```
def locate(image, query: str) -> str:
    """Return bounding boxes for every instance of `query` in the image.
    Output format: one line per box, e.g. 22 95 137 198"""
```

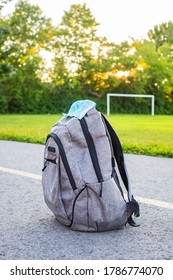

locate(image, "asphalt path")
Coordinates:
0 140 173 260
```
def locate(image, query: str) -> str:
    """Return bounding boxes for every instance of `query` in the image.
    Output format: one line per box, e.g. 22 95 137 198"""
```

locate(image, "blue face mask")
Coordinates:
63 100 96 119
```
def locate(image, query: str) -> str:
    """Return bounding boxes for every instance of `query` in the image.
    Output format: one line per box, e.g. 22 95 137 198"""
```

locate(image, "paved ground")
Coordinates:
0 140 173 260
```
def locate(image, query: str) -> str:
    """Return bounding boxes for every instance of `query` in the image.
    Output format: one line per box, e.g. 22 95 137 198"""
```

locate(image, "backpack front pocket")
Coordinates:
70 177 128 232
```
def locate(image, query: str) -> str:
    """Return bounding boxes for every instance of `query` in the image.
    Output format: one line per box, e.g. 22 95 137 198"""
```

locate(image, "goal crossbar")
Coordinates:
107 93 155 116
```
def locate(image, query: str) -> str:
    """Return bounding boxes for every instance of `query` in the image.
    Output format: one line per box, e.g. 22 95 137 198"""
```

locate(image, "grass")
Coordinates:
0 114 173 158
107 114 173 158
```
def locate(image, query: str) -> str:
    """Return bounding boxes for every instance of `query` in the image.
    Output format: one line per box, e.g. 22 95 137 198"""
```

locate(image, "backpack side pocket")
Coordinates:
42 138 71 226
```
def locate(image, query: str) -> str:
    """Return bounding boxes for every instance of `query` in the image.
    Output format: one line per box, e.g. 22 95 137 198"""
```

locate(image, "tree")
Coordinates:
0 0 14 111
77 38 122 98
56 4 123 100
0 0 57 112
7 0 56 66
1 1 173 114
57 3 99 70
148 21 173 51
127 38 173 113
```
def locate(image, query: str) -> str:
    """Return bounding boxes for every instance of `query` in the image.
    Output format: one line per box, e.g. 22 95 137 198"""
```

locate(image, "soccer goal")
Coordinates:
107 93 155 116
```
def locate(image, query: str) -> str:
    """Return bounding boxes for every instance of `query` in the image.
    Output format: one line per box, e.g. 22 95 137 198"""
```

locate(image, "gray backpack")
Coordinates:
42 100 139 231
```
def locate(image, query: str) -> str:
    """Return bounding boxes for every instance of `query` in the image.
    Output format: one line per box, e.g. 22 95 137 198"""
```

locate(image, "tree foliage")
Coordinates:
148 21 173 50
0 0 173 114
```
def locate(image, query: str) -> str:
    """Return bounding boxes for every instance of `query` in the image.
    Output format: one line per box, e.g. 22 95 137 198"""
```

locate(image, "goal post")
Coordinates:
107 93 155 116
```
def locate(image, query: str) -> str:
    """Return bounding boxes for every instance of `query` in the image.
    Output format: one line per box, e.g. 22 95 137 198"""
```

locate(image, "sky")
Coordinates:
2 0 173 43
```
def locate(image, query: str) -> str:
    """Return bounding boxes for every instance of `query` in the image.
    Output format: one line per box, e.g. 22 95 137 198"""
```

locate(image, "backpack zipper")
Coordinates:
68 186 86 228
47 132 77 191
42 159 56 171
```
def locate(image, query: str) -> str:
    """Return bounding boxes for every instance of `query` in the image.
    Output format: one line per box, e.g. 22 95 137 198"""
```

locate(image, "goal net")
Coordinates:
107 93 155 116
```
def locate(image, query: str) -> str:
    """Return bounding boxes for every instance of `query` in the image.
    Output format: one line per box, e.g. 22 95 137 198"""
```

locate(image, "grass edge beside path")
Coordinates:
0 114 173 158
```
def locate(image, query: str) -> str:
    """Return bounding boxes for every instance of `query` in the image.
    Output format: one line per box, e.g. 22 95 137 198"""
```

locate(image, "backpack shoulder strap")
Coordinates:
101 114 130 194
101 114 140 226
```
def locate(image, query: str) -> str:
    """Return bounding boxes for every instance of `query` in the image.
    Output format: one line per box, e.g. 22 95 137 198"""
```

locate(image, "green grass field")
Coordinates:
0 114 173 157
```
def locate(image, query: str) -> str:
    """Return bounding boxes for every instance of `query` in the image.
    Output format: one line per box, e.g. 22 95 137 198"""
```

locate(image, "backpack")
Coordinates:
42 100 140 232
